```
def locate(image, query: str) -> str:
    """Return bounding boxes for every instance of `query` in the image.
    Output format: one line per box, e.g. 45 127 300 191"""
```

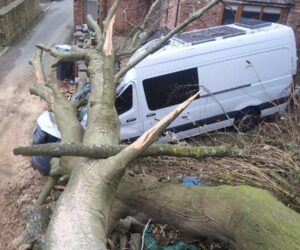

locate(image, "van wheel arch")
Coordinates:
234 107 260 132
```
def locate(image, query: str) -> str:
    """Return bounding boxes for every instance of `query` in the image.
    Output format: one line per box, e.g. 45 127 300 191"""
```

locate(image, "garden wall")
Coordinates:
0 0 40 45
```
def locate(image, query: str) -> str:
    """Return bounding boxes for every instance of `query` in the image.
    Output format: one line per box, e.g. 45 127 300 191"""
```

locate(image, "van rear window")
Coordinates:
143 68 199 110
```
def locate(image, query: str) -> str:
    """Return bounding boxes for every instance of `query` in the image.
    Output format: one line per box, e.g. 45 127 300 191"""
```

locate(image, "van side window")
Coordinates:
143 68 199 110
116 85 133 115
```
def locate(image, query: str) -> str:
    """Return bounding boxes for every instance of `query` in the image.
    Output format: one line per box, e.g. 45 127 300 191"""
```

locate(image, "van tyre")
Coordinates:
235 108 259 132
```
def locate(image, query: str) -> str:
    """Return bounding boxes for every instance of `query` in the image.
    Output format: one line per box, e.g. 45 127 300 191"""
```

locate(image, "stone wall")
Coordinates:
0 0 15 9
0 0 40 45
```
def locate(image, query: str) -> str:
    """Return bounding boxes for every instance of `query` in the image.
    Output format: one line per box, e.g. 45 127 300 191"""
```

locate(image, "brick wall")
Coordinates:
163 0 178 29
72 0 300 62
164 0 223 31
73 0 222 33
0 0 40 45
287 0 300 69
101 0 151 34
74 0 84 27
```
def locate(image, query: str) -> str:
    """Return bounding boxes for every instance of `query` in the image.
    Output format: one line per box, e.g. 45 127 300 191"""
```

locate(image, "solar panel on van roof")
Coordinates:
172 26 246 45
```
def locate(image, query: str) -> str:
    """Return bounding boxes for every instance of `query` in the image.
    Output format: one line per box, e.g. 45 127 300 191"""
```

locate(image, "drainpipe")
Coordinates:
175 0 181 28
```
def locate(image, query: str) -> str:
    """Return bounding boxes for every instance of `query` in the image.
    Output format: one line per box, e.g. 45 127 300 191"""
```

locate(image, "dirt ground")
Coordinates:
0 68 48 249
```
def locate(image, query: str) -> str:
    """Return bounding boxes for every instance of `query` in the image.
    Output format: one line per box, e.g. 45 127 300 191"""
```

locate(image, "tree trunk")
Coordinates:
45 159 118 249
117 173 300 250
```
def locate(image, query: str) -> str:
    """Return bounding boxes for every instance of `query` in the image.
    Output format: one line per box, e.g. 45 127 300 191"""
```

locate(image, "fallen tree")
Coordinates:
14 0 300 249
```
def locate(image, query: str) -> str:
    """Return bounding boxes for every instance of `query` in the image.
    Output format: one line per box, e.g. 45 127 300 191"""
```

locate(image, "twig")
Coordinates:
141 219 151 250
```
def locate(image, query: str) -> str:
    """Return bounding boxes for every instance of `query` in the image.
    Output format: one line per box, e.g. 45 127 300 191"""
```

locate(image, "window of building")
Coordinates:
222 5 237 24
115 85 133 115
261 7 281 22
242 6 261 19
221 4 283 25
143 68 199 111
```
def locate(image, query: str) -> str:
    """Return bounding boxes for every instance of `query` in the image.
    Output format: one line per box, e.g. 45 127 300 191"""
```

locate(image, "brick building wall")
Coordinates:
287 0 300 64
100 0 151 34
73 0 222 33
73 0 300 62
164 0 223 31
74 0 84 27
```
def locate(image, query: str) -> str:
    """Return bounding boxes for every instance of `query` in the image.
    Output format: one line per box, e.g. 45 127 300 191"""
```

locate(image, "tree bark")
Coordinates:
117 173 300 250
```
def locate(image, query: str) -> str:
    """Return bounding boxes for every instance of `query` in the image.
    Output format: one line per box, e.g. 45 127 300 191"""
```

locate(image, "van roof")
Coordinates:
128 21 292 72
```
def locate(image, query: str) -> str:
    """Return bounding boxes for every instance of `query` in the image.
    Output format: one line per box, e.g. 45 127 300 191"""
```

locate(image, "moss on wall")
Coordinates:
0 0 40 45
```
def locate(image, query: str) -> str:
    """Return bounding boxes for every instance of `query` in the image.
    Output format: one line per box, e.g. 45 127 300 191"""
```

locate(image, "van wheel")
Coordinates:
234 108 259 132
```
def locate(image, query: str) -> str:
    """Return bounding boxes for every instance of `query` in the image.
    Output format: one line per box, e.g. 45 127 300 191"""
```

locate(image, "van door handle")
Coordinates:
146 113 156 117
181 115 190 119
126 118 137 123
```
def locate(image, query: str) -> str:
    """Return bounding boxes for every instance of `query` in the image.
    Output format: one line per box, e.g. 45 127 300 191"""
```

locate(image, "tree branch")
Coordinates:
29 48 46 84
102 0 121 44
14 143 239 159
87 14 102 49
114 0 220 83
29 83 53 105
35 176 59 207
28 47 55 110
36 44 88 66
103 15 116 56
130 0 164 48
29 45 84 175
46 83 83 143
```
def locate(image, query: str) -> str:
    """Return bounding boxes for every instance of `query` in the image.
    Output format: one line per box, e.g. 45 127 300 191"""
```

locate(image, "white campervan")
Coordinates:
33 20 297 173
